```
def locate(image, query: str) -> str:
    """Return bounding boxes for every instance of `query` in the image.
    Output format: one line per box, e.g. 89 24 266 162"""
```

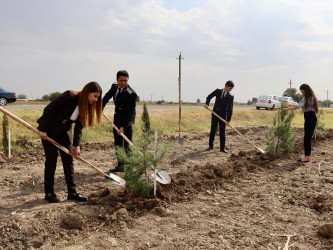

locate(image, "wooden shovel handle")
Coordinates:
0 106 107 178
205 106 258 149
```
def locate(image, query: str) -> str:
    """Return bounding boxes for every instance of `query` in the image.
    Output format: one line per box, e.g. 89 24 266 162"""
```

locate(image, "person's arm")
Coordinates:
73 119 83 158
285 98 303 110
226 95 234 124
102 85 115 108
119 92 137 129
204 89 218 109
38 91 72 136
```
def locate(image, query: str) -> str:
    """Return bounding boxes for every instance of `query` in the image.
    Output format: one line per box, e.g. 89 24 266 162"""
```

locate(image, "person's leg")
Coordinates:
304 112 317 158
208 115 218 148
123 124 133 154
112 127 125 170
42 139 58 195
219 119 226 150
59 146 76 195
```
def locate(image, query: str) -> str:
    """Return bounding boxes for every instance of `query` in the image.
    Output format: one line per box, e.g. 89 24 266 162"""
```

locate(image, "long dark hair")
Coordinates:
300 84 318 114
77 81 103 127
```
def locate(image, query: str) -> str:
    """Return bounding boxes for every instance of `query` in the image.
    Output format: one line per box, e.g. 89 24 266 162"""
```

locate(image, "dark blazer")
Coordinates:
205 89 234 122
103 83 137 128
37 90 83 147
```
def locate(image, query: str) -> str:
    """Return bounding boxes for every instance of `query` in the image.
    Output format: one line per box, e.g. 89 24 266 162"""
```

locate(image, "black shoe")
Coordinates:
67 192 87 202
297 158 310 163
205 147 213 151
109 166 124 172
45 193 60 203
220 148 228 153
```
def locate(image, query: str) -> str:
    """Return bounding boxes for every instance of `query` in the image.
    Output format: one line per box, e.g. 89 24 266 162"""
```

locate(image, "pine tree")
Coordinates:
117 104 167 196
265 104 296 154
314 108 327 139
2 114 9 155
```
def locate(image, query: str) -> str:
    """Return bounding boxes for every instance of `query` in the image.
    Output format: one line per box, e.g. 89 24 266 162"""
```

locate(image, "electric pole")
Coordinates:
288 79 292 96
176 52 184 144
327 90 329 108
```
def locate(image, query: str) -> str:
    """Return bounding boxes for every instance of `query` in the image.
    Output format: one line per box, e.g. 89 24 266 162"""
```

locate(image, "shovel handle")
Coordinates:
205 106 258 149
0 106 108 178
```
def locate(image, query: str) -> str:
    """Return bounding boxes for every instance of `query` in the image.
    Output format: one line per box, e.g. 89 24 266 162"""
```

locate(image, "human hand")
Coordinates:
74 146 80 159
117 127 124 135
39 131 47 140
204 104 208 109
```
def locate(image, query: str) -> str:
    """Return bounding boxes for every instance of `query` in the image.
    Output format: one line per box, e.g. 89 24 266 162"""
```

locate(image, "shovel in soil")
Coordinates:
103 113 171 184
205 106 265 154
0 107 125 187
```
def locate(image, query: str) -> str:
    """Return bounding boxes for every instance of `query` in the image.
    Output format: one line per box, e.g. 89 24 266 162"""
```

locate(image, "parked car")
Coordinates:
278 96 298 106
0 87 16 106
256 95 281 110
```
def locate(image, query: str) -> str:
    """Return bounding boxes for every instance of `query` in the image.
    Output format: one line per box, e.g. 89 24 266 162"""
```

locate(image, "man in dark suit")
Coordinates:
103 70 137 172
204 81 234 153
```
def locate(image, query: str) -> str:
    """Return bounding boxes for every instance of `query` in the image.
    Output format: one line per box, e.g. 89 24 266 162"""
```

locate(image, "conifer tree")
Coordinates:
314 108 327 139
117 103 167 196
2 114 9 155
265 104 296 154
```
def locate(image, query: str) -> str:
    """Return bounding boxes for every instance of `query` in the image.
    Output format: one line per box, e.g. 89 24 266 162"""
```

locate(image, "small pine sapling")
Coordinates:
314 108 327 139
265 104 296 154
2 114 9 155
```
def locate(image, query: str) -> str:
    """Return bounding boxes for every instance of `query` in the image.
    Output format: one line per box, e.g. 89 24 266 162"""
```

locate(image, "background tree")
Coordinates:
17 94 27 99
282 88 303 102
265 104 296 154
196 98 201 104
2 114 9 155
42 95 50 101
49 92 62 101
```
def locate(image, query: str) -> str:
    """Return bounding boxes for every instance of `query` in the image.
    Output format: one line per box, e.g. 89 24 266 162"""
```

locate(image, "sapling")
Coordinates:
314 108 327 139
265 104 296 154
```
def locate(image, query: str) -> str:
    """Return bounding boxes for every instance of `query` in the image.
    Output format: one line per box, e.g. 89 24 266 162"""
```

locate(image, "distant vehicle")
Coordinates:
256 95 281 110
0 87 16 106
278 96 298 106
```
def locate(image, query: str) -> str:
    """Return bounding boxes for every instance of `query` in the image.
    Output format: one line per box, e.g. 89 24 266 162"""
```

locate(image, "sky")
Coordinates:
0 0 332 103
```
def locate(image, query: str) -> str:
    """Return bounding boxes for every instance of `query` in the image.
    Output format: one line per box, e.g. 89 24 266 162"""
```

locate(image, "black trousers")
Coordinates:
113 124 133 167
41 134 76 194
304 111 317 156
209 114 226 149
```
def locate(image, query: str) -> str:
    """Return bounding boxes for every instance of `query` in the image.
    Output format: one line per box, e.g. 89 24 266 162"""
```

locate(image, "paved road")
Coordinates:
3 105 255 110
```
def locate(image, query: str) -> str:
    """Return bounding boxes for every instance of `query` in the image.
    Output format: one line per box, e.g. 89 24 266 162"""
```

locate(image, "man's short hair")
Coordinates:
117 70 129 79
225 80 234 88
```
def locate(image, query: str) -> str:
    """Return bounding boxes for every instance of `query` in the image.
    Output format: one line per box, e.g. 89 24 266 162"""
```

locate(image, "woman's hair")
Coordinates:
77 81 102 127
300 83 318 114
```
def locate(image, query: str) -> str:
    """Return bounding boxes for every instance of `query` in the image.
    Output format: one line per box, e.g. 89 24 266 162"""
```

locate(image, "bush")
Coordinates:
2 114 9 155
314 108 327 139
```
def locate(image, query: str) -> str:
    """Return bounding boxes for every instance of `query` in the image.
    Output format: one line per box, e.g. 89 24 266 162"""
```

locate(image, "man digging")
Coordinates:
204 80 234 153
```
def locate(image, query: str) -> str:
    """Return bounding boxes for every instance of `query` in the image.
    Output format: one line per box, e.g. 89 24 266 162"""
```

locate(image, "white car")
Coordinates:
278 96 298 106
256 95 281 110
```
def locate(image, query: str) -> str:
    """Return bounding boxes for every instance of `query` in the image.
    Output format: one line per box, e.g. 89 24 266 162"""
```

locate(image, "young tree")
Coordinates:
265 104 296 154
117 103 167 196
314 108 327 139
2 114 9 155
17 94 27 99
282 88 303 102
42 95 50 101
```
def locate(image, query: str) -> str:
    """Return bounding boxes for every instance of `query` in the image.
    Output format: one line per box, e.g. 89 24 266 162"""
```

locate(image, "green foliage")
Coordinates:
265 104 296 154
49 92 62 101
2 114 9 155
282 88 303 102
314 108 327 139
17 94 27 99
42 95 50 101
117 106 168 196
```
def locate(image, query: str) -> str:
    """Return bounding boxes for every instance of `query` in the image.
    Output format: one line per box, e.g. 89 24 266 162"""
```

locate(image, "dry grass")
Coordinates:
0 108 332 153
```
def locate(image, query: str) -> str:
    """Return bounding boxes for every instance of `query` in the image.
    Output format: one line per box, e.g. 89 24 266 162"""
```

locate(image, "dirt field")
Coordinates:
1 126 333 249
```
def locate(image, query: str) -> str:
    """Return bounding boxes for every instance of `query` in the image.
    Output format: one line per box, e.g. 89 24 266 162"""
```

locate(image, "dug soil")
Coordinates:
1 127 333 249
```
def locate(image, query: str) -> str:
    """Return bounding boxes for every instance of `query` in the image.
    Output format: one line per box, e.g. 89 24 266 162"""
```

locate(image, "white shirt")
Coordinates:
70 106 79 121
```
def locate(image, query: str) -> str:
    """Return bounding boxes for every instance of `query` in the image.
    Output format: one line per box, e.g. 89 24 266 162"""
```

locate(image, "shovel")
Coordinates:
103 113 171 184
0 107 125 187
205 106 265 154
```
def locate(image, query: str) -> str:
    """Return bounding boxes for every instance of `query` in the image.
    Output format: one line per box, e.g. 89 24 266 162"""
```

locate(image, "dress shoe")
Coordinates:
220 148 228 153
67 192 87 202
109 166 124 172
297 158 310 163
45 193 60 203
205 147 213 151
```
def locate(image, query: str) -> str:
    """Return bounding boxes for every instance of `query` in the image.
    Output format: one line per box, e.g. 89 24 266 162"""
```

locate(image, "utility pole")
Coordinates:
327 90 329 108
288 79 292 96
176 52 184 144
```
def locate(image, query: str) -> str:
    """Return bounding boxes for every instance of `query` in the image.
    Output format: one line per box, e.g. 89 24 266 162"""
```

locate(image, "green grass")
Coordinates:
1 108 332 154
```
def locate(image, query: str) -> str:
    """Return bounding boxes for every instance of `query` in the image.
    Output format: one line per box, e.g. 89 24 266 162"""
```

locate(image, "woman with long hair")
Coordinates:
37 81 102 203
286 83 318 162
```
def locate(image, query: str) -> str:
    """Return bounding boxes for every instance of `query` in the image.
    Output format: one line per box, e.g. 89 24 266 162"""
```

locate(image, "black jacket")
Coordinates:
102 83 137 128
37 90 83 147
205 89 234 122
